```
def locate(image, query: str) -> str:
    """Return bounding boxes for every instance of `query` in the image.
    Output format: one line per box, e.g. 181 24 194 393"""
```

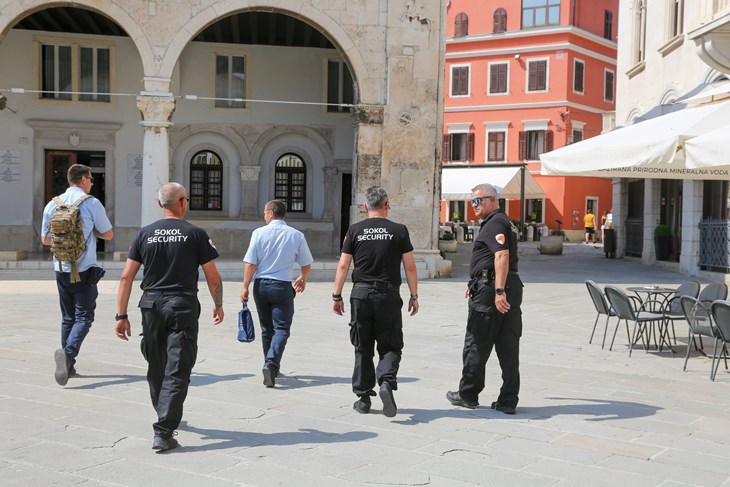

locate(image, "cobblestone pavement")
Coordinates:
1 242 729 486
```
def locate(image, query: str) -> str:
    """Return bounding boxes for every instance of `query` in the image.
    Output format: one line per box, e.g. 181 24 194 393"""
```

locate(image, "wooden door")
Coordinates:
45 151 77 201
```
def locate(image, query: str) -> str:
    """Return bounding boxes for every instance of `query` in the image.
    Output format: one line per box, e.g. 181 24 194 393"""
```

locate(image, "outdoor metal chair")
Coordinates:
604 285 666 355
585 280 617 348
699 283 728 306
680 296 716 376
661 280 700 347
710 300 730 381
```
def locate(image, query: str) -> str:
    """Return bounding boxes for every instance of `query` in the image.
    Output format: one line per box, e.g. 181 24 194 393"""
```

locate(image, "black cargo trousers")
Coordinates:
348 282 404 398
459 272 523 407
139 291 200 439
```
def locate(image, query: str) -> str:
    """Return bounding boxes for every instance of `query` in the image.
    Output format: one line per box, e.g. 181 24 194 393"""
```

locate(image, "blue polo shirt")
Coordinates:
243 219 314 282
41 187 112 273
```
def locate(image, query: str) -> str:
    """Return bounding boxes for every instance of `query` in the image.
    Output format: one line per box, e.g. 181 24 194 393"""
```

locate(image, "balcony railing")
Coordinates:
624 218 644 257
699 220 730 273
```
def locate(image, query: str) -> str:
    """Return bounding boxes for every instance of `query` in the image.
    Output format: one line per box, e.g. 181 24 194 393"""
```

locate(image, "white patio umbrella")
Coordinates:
540 100 730 180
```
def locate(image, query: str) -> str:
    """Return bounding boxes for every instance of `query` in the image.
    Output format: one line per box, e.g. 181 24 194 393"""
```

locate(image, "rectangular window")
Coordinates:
671 0 684 37
519 130 553 160
527 60 548 92
489 63 508 94
573 59 584 94
215 54 245 108
41 44 72 100
487 132 506 161
604 70 615 102
443 132 475 161
522 0 560 29
571 129 583 144
327 60 354 113
604 10 613 40
79 46 110 102
451 65 470 96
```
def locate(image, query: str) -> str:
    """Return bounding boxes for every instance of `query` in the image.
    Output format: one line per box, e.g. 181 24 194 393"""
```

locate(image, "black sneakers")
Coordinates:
54 349 70 386
353 395 371 414
491 401 516 415
379 382 397 417
152 435 179 453
262 367 275 388
446 391 479 409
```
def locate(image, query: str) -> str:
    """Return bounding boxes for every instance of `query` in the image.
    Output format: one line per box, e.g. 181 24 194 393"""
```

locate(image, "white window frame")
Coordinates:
34 35 115 104
571 120 585 144
604 68 615 102
450 63 471 98
446 123 472 162
668 0 684 38
484 121 509 162
324 57 354 114
487 62 510 96
525 57 550 94
573 58 585 95
212 50 247 110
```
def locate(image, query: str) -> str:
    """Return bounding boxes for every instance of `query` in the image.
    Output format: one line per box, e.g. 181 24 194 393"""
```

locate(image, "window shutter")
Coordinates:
488 133 496 160
537 61 547 90
466 133 475 161
496 132 505 160
518 131 526 160
493 9 507 34
574 62 584 92
489 66 498 93
605 71 615 101
498 65 507 93
528 63 537 92
442 134 451 161
545 130 554 152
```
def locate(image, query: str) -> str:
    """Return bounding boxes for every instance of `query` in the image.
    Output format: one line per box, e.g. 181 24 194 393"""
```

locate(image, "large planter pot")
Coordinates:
539 235 563 255
438 239 458 253
654 236 671 261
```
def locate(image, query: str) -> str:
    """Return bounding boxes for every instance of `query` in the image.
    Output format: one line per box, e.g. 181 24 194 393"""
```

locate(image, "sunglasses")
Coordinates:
179 196 190 202
470 195 493 206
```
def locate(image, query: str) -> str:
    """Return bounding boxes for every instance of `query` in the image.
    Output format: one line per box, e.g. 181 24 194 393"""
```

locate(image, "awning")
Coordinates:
441 165 546 200
685 127 730 172
539 100 730 180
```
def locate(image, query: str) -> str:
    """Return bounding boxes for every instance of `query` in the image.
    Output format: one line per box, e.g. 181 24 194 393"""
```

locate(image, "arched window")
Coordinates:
189 150 223 211
493 8 507 34
454 13 468 37
275 153 306 212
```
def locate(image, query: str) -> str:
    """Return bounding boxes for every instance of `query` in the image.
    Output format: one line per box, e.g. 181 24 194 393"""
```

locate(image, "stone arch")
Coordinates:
625 106 643 125
702 68 729 84
659 87 680 105
0 1 154 74
159 2 370 102
253 126 334 219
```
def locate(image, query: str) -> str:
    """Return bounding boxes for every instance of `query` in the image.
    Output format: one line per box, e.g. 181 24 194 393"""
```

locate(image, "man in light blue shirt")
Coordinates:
41 164 113 386
241 200 313 387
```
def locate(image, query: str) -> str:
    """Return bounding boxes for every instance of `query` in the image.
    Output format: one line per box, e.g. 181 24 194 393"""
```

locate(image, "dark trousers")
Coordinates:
139 293 200 438
55 270 97 364
349 285 404 397
253 278 295 372
459 274 523 407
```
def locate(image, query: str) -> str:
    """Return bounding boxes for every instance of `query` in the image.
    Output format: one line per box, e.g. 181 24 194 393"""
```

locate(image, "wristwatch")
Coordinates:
115 313 128 320
495 288 505 296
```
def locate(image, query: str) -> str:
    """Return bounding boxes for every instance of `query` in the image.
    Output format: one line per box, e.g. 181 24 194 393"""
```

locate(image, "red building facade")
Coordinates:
442 0 616 238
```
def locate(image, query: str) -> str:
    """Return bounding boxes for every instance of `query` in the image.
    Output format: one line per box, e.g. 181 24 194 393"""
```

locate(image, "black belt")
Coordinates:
354 281 396 290
480 269 519 281
143 290 196 297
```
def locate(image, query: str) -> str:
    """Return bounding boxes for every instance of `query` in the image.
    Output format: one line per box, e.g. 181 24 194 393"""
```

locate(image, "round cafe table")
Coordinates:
625 286 678 352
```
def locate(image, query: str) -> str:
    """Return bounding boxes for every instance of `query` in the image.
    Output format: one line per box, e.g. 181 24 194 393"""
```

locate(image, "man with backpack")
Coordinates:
41 164 113 386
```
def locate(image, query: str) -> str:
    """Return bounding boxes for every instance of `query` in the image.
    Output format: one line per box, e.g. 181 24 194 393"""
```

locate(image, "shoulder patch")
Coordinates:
208 238 217 249
495 233 506 245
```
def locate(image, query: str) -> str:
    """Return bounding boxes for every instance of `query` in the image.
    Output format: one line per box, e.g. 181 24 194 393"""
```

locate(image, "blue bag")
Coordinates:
237 302 256 342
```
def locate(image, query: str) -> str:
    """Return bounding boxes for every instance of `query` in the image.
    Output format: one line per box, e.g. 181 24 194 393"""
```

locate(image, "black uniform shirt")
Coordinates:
341 217 414 287
469 209 519 279
128 218 219 292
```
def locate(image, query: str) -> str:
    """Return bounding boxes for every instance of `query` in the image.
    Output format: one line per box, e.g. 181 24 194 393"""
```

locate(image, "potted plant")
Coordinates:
438 230 458 253
549 229 567 241
452 212 461 222
654 224 671 261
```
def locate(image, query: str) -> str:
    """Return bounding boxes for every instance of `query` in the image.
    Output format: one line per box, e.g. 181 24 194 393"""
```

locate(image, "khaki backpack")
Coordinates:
49 194 93 283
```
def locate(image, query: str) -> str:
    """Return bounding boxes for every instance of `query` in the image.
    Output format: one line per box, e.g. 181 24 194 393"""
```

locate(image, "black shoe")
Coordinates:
353 395 371 414
446 391 479 409
54 349 70 386
262 367 275 388
68 366 77 377
379 382 397 418
491 401 516 415
152 435 180 453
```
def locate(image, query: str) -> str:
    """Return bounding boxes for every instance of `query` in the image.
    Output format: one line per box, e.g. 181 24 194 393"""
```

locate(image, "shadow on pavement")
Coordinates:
179 422 377 451
191 372 252 386
65 374 145 390
271 374 418 390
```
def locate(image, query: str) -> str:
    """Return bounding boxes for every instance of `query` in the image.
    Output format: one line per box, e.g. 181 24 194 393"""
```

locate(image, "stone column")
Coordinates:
239 165 261 219
323 166 339 220
680 180 702 276
136 95 175 226
351 104 385 222
643 178 660 265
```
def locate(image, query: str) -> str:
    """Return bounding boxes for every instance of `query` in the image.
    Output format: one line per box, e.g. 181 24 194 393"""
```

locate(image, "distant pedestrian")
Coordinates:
115 182 224 453
447 183 523 414
584 208 596 244
333 186 419 417
241 200 313 388
41 164 113 386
